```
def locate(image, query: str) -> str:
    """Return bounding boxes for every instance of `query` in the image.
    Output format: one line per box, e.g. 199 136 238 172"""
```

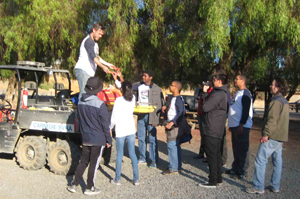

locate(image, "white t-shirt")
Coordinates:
228 89 253 128
167 97 177 121
75 35 99 77
110 96 136 137
138 84 150 105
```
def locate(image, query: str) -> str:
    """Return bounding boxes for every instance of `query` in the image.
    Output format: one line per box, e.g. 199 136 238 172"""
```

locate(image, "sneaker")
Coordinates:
193 154 205 159
224 169 236 175
232 174 246 180
245 187 265 194
133 180 140 186
110 179 121 185
84 187 101 195
149 163 156 169
162 169 178 175
198 182 217 188
67 185 76 193
269 186 280 193
138 160 147 165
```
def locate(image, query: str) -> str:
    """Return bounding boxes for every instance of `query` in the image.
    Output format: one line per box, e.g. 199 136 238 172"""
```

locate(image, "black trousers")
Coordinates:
230 127 250 175
72 145 104 189
203 135 222 185
221 128 228 165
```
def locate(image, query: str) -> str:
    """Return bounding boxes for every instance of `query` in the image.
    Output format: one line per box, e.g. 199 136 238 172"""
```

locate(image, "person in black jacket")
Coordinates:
198 73 228 188
67 77 112 196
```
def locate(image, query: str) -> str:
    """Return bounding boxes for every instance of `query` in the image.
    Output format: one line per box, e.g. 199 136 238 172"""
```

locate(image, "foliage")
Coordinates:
0 0 300 99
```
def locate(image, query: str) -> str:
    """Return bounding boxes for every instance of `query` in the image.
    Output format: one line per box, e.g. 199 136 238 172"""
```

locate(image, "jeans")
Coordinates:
167 140 182 171
253 139 283 191
75 68 91 101
137 113 158 164
203 135 222 185
115 134 139 181
197 116 205 155
230 127 250 175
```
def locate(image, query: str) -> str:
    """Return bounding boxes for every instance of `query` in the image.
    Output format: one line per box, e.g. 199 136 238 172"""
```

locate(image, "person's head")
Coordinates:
142 70 154 85
91 23 106 42
121 80 134 102
84 77 103 95
234 74 247 89
212 73 227 88
169 80 182 94
270 77 288 96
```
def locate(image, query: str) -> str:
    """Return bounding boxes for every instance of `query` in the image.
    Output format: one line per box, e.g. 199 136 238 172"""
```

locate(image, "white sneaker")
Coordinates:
84 187 101 195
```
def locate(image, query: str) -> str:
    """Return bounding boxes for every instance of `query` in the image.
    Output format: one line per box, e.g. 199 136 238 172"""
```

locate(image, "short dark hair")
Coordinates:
238 74 247 83
121 80 134 102
214 73 227 85
93 23 106 31
143 69 154 78
274 77 288 96
173 80 182 92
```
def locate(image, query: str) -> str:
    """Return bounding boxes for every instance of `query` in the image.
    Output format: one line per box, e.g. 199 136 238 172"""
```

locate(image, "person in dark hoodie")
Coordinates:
198 73 228 188
67 77 112 196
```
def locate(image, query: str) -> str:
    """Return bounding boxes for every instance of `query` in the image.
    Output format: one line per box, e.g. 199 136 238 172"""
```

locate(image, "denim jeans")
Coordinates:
137 113 158 164
75 68 91 101
115 134 139 181
167 140 182 171
253 139 283 191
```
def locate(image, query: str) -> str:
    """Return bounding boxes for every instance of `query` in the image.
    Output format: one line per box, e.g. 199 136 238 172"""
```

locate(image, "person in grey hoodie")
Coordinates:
67 77 112 196
198 73 228 188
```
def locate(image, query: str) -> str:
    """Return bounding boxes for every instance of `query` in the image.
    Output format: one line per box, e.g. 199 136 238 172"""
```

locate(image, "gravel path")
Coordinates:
0 117 300 199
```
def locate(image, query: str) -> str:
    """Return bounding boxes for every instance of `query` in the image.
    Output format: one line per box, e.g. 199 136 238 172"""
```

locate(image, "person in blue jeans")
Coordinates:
133 70 164 168
162 81 186 174
110 80 139 185
246 77 289 194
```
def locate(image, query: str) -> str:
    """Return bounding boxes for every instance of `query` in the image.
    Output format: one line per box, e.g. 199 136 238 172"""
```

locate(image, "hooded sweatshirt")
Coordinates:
77 93 112 146
201 85 228 139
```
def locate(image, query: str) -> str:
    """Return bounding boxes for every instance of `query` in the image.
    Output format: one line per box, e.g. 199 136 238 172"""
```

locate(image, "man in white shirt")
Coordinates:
75 23 116 100
225 75 253 179
133 70 164 168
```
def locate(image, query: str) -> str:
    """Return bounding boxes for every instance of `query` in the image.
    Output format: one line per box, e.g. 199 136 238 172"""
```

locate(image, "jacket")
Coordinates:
77 93 112 146
165 96 191 142
133 82 164 125
197 87 213 117
262 94 289 142
201 85 228 139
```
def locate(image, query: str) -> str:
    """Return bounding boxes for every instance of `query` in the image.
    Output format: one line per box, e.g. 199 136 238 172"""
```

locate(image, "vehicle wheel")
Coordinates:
15 136 46 170
47 140 81 175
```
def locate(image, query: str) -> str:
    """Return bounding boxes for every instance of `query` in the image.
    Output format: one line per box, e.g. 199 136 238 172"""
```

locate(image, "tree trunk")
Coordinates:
5 71 19 109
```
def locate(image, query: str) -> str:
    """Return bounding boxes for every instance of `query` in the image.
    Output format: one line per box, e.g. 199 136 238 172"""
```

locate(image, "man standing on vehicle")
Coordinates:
67 77 112 196
75 23 116 100
246 77 289 194
133 70 164 168
226 75 253 179
198 73 228 188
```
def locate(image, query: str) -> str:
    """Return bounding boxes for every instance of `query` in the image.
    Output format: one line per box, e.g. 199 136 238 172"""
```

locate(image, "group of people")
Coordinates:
67 22 290 196
194 72 289 195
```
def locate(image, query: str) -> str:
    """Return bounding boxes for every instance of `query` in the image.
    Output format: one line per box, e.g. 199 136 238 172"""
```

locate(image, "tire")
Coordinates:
47 140 81 175
15 136 47 170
